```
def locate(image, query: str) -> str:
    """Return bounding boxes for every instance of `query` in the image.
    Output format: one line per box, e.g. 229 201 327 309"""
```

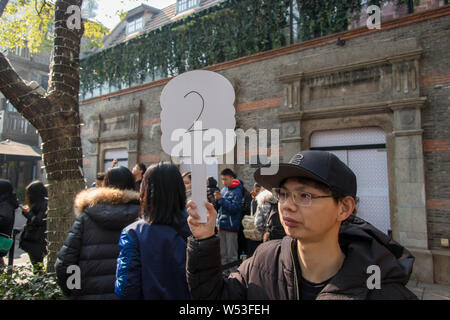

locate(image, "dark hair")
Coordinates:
140 162 186 226
96 172 105 181
207 176 217 188
220 168 236 178
103 166 135 190
25 180 47 209
136 163 147 173
0 179 19 209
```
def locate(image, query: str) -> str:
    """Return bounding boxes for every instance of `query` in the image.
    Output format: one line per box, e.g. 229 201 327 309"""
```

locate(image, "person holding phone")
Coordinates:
19 181 48 273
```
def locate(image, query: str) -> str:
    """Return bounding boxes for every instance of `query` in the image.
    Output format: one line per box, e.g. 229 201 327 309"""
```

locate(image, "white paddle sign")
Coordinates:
160 70 236 222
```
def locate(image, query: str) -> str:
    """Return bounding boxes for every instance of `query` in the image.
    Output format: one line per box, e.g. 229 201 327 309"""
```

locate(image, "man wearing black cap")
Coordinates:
186 150 417 300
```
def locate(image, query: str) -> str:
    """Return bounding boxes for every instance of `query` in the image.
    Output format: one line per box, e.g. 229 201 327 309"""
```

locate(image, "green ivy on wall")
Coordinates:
80 0 420 95
80 0 290 93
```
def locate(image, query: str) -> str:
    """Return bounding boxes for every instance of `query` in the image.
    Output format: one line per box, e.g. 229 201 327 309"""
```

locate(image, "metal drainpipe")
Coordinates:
408 0 414 14
289 0 294 45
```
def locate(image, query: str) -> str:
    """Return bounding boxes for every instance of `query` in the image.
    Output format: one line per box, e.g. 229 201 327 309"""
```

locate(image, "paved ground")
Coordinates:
406 280 450 300
4 209 28 265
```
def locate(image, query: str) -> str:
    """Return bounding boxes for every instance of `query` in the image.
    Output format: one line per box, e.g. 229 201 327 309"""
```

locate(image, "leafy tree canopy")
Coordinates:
0 0 109 55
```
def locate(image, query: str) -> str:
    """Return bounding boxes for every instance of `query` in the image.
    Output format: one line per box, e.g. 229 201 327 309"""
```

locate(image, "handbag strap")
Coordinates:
0 232 11 239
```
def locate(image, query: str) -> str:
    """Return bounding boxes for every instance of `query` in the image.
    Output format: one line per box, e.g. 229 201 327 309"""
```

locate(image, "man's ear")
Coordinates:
337 196 355 222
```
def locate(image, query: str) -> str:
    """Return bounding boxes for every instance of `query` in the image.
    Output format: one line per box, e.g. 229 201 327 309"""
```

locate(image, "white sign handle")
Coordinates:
191 162 207 223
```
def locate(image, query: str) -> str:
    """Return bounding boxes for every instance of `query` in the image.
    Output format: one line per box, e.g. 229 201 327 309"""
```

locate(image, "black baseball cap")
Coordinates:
254 150 357 198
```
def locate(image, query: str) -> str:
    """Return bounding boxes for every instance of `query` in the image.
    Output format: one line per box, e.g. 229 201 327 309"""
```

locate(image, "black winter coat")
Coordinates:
187 215 418 300
19 199 47 258
0 197 17 237
55 187 139 300
0 196 18 258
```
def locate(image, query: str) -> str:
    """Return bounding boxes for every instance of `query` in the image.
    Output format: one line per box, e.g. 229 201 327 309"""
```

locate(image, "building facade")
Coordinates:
0 47 49 196
79 2 450 284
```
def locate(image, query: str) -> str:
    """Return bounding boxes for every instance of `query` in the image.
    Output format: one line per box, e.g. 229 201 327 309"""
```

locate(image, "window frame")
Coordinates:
176 0 199 14
127 17 143 35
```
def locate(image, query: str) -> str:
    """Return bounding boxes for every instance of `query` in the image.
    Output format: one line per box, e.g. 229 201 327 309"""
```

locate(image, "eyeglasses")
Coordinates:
271 188 334 207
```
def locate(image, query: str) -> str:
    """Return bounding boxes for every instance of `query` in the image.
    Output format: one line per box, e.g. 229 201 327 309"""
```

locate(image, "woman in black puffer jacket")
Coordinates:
0 180 19 266
55 166 139 299
19 181 48 273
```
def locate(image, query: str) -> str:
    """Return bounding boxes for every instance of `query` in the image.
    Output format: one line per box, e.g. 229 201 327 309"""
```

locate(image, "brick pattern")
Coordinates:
139 155 161 163
420 72 450 87
236 98 282 112
137 99 282 129
427 200 450 210
141 118 161 127
424 140 450 152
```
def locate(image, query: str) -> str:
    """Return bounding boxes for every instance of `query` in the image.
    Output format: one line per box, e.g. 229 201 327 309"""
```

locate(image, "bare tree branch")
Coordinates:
0 52 48 128
35 0 50 17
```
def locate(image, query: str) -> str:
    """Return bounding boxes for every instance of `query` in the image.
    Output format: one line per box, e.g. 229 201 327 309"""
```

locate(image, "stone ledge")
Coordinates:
88 133 140 144
392 129 424 137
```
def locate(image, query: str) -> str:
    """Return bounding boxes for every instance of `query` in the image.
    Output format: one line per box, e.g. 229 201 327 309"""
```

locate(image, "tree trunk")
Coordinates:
0 0 86 272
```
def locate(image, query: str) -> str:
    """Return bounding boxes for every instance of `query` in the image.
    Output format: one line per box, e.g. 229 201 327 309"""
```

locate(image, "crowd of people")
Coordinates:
0 150 419 300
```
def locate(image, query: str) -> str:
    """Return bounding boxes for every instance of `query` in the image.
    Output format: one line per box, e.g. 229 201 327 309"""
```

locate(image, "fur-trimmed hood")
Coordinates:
256 189 277 207
74 187 140 230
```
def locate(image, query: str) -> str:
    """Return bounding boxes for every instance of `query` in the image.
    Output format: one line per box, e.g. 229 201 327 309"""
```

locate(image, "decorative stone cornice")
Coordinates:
278 49 424 84
89 100 141 121
278 97 427 122
389 97 427 111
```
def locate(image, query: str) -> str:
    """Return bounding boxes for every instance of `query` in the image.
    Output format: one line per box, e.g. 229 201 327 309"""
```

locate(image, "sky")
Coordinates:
92 0 176 30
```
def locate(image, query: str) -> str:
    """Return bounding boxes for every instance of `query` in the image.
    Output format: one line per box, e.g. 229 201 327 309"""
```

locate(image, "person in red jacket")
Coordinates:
186 151 417 300
214 168 242 265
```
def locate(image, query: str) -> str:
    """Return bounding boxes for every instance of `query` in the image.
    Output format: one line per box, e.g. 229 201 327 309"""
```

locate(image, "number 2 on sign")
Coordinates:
185 91 207 133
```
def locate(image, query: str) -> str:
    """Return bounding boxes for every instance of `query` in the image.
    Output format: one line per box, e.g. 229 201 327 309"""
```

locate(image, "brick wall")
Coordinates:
80 10 450 250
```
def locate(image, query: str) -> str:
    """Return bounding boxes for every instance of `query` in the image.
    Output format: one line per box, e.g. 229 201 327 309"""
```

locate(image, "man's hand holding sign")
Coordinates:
160 70 236 225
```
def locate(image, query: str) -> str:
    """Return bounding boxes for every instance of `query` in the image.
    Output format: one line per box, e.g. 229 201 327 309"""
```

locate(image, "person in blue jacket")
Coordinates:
214 168 243 265
115 162 192 300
